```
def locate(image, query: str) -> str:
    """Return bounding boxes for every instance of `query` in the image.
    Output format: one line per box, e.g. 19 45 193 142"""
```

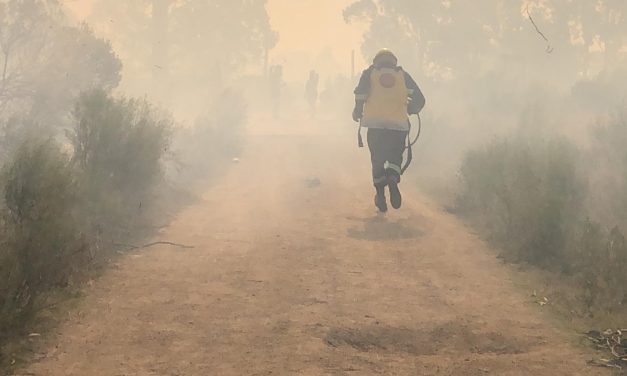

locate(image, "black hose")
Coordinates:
406 113 422 149
401 114 422 174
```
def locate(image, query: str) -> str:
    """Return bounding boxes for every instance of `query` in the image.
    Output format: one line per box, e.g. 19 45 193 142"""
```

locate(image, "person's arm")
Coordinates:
404 71 426 114
352 66 373 121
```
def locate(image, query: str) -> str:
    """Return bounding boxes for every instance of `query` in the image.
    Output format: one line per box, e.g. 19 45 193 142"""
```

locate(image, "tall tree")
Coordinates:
344 0 627 85
89 0 277 115
0 0 121 121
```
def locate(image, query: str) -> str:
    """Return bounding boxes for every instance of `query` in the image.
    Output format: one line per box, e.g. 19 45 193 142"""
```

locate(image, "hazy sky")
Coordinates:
62 0 367 80
266 0 367 79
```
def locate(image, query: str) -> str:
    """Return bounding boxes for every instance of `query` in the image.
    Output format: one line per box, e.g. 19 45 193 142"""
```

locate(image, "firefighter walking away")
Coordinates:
352 49 426 213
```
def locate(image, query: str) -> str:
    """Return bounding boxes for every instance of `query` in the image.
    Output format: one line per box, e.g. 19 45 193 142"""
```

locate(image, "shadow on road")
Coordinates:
347 215 424 241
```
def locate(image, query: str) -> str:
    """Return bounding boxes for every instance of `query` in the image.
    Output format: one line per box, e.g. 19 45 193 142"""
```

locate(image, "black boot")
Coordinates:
388 176 402 209
374 184 388 213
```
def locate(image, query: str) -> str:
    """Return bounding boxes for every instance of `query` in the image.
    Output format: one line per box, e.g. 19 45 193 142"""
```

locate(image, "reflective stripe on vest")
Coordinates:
362 67 409 131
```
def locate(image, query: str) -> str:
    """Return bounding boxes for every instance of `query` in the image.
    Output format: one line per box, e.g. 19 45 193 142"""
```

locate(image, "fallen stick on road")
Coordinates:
114 241 195 251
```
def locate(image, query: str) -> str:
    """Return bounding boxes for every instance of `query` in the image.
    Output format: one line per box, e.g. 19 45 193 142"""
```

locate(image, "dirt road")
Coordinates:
18 120 606 375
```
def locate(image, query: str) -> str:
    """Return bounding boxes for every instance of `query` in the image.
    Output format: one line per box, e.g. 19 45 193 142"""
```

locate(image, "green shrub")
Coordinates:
458 136 584 268
0 139 84 330
68 89 172 238
0 90 175 363
588 111 627 227
457 128 627 315
0 117 53 163
571 221 627 313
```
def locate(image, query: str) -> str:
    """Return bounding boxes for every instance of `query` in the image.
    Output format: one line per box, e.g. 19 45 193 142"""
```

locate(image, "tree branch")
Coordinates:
113 241 195 251
526 5 554 54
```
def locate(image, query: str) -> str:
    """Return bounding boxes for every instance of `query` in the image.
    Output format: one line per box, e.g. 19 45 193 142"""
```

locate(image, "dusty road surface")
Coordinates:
17 119 606 375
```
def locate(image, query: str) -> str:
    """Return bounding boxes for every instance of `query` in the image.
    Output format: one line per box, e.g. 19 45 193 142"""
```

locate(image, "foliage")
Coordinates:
570 222 627 313
0 0 121 121
88 0 276 113
344 0 627 84
0 117 53 162
458 136 584 267
457 128 627 314
168 0 277 74
0 89 173 343
0 139 84 330
587 110 627 226
68 89 172 238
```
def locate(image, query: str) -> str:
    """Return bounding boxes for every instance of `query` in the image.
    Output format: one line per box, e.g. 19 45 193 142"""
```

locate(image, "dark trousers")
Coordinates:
367 128 408 186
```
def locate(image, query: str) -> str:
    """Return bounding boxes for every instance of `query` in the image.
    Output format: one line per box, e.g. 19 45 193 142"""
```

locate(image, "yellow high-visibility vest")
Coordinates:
362 67 410 131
